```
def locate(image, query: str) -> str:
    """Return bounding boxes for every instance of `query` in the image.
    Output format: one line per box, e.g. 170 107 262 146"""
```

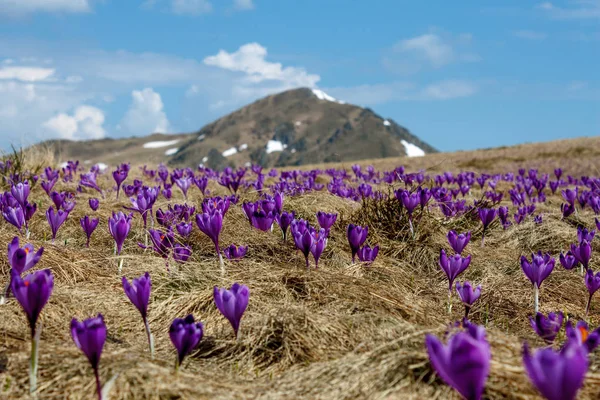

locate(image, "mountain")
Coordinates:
35 88 437 169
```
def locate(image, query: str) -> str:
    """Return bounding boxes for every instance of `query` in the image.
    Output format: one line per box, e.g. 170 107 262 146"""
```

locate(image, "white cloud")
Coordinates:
538 1 600 19
233 0 254 11
204 42 320 87
388 32 480 73
172 0 212 15
420 80 478 100
43 105 106 141
513 30 548 40
0 0 91 15
0 66 55 82
121 88 170 135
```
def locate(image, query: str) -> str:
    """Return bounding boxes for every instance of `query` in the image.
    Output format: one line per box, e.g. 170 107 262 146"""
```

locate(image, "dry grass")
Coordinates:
1 136 600 399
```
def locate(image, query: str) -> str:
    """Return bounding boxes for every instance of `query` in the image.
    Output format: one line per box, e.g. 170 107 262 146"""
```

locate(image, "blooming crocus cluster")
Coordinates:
357 245 379 265
291 219 328 268
426 322 491 400
521 252 555 313
439 249 472 312
529 312 564 344
347 224 368 263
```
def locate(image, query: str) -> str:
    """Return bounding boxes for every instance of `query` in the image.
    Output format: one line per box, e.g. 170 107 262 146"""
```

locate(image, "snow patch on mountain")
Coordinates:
143 139 180 149
222 147 238 157
165 148 178 156
401 140 425 157
266 140 287 154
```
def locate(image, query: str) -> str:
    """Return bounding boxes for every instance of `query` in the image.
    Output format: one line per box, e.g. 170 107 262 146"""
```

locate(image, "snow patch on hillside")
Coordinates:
266 140 287 154
383 120 391 126
239 143 248 151
312 89 345 104
165 148 178 156
222 147 238 157
95 163 108 171
143 139 180 149
401 140 425 157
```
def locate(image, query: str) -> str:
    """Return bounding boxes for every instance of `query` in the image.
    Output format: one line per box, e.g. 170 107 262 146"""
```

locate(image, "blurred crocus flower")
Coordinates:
11 180 30 209
71 314 107 399
250 210 276 232
562 188 578 206
498 206 510 229
108 211 132 256
347 224 368 263
310 228 327 268
276 211 295 241
316 211 337 232
46 207 69 242
173 244 192 264
425 323 490 400
112 163 130 199
80 173 103 197
559 251 577 270
122 272 153 356
561 203 575 219
80 216 99 247
570 240 592 272
357 245 379 265
169 315 204 370
175 176 193 199
447 231 471 255
439 249 471 292
578 227 595 244
529 312 563 345
3 206 25 233
144 228 174 259
566 320 600 353
7 236 44 276
12 269 54 394
455 281 481 318
478 208 497 246
521 252 555 313
213 283 250 338
223 244 247 261
292 220 314 268
49 192 66 210
41 179 57 196
89 198 99 211
585 269 600 315
523 342 587 400
176 222 193 238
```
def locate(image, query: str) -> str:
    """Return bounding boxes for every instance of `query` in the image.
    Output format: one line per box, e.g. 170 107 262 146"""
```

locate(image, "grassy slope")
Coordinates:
0 136 599 399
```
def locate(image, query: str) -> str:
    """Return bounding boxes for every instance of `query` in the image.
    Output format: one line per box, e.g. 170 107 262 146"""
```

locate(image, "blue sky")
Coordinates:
0 0 598 152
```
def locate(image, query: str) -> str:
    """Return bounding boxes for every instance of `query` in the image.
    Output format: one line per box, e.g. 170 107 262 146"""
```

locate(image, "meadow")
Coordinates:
1 136 600 399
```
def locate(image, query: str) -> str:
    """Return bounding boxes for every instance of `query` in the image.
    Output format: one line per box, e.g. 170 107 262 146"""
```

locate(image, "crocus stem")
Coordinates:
586 293 593 317
118 257 124 274
144 319 154 359
409 219 414 239
174 358 180 374
305 257 310 269
447 290 452 314
26 228 30 240
534 283 539 314
581 264 584 276
464 305 470 319
218 253 225 276
94 367 102 400
481 231 485 247
30 325 40 395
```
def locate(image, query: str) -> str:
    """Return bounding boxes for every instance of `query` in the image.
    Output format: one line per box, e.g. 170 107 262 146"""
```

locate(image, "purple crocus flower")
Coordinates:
425 323 490 400
561 203 575 219
112 163 129 199
570 240 592 271
80 216 99 247
276 211 295 241
71 314 107 400
439 249 471 292
566 320 600 353
3 206 25 233
173 244 192 264
478 208 497 246
11 269 54 337
578 227 595 244
122 272 153 356
316 211 337 232
50 191 66 210
455 281 481 318
89 198 99 211
523 342 587 400
195 210 224 272
80 173 103 197
310 228 327 268
169 315 204 369
176 222 193 238
46 206 69 241
108 211 132 255
213 283 250 338
521 252 555 313
144 228 174 259
250 210 276 232
560 251 577 270
11 181 30 209
291 220 313 268
357 245 379 264
41 179 57 196
223 244 247 260
175 176 192 199
529 312 563 344
347 224 368 263
7 236 44 276
447 231 471 255
585 269 600 315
